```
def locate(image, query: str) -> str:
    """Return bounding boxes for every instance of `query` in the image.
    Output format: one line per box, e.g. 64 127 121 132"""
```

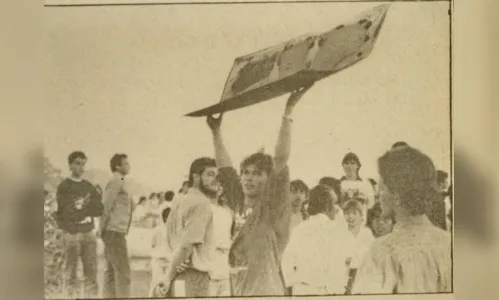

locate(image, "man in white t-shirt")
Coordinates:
282 184 353 295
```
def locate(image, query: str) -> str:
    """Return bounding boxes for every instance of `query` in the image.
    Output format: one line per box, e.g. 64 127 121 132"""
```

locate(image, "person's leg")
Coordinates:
344 268 357 295
107 232 131 298
219 278 231 296
62 232 79 298
101 232 116 298
150 258 161 284
172 269 210 297
209 279 220 297
190 270 210 297
80 232 98 298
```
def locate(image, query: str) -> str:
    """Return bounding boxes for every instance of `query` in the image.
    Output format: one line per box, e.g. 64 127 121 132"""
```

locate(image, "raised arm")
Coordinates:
207 114 233 168
274 84 314 173
207 114 244 212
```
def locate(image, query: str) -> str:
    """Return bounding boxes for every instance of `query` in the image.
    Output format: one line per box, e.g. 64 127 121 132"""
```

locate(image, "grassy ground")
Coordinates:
49 256 153 299
97 255 152 298
45 229 155 299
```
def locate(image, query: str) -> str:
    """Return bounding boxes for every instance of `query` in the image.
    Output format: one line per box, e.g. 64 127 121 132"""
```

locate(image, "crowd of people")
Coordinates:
45 85 452 298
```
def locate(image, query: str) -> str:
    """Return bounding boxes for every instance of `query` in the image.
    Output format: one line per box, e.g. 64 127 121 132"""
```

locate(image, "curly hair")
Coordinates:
307 184 334 216
240 152 273 175
378 146 439 216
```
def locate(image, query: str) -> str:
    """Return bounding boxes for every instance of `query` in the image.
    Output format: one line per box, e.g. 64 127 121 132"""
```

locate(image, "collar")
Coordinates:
308 213 331 223
341 176 362 181
187 187 213 200
69 176 83 182
113 172 125 181
393 214 431 232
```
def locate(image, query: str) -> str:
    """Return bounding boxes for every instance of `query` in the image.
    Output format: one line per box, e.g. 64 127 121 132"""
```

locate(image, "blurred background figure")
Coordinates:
343 199 374 295
425 170 448 231
132 196 155 228
150 207 172 291
367 178 379 203
289 179 309 231
436 170 452 231
339 152 375 222
147 193 161 227
164 191 175 208
179 181 190 195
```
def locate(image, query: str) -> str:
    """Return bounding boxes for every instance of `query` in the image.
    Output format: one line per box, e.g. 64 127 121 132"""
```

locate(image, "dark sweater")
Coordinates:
56 178 103 234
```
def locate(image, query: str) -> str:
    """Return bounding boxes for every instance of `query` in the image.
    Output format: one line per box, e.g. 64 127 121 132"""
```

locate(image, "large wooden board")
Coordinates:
186 4 390 117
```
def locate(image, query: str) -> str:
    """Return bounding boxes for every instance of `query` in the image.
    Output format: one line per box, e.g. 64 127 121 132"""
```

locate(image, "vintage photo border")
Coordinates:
43 0 455 299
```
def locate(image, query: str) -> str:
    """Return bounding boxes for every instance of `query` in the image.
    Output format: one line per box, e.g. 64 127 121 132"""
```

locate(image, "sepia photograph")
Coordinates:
44 1 452 299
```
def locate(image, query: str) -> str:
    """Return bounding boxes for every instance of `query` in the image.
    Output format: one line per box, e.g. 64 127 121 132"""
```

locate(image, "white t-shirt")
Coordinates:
340 179 375 207
210 204 233 280
340 179 375 222
348 226 375 269
282 214 353 294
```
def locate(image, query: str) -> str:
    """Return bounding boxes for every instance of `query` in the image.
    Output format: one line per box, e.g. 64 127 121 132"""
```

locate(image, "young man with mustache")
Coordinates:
208 84 314 296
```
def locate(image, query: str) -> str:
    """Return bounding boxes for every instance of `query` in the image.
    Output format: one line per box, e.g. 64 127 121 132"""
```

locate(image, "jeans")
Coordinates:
167 268 210 297
101 230 131 298
63 231 98 298
209 278 231 297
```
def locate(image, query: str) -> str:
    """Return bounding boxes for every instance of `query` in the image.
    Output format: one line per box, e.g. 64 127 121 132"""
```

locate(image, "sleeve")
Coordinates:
181 202 213 245
281 227 300 288
265 166 291 246
362 180 375 209
218 167 244 213
86 183 104 217
55 183 67 230
351 242 397 294
100 179 121 231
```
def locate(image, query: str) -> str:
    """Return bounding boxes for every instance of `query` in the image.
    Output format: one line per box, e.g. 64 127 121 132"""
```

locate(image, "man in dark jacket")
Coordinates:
56 151 103 298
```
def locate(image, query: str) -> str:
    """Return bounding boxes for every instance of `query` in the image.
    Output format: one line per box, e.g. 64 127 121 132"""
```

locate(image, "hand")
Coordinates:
357 192 368 202
153 280 171 297
176 259 190 273
345 257 352 267
284 83 314 115
207 113 224 132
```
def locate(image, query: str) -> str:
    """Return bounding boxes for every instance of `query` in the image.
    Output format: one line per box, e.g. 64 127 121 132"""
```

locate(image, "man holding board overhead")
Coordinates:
207 84 313 296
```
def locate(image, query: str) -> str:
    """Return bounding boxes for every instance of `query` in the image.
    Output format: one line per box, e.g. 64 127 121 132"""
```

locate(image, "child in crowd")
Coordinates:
366 202 395 238
343 199 375 294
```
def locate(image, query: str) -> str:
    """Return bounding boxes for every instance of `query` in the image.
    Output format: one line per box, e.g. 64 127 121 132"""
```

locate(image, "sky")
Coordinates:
44 2 451 192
